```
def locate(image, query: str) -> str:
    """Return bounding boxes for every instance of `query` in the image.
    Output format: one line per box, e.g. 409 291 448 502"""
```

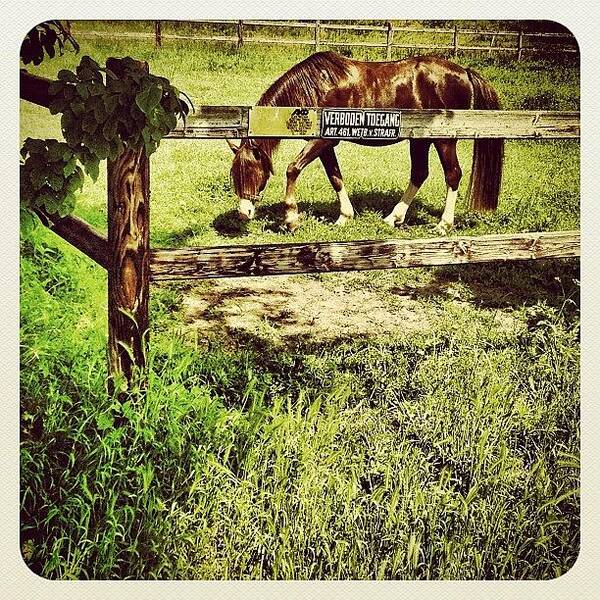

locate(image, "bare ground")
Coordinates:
182 274 434 344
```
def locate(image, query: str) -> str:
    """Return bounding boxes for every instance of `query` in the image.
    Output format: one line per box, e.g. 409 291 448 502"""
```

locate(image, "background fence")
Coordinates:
69 20 579 62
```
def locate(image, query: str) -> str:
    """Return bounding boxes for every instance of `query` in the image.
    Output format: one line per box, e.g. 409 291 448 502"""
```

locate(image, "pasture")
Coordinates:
20 21 580 579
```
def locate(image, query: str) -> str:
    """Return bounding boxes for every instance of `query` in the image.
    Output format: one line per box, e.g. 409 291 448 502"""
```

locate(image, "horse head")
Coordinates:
228 139 274 221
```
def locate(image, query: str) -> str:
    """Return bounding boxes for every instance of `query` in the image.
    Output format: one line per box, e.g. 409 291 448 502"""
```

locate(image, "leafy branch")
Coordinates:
21 55 191 223
21 21 79 65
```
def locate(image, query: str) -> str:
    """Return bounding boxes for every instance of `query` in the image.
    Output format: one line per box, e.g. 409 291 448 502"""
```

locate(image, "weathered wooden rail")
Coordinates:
167 106 581 140
150 231 581 281
20 69 581 390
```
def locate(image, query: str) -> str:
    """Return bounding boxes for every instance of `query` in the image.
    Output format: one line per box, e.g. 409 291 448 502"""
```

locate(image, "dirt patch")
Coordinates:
182 275 431 344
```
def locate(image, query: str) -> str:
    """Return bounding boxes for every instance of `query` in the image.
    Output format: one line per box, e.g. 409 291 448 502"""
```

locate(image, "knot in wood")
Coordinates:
528 236 541 257
248 250 266 275
453 240 471 257
313 249 334 271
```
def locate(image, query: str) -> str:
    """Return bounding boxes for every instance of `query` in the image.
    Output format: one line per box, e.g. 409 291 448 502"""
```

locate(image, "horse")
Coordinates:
228 51 503 234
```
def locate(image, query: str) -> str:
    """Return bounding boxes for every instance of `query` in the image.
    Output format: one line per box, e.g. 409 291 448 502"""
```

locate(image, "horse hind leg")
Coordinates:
432 140 462 236
319 144 354 226
384 140 431 227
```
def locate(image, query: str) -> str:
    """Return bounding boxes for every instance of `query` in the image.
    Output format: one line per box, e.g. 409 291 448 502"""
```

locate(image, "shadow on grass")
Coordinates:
391 259 580 314
212 210 252 237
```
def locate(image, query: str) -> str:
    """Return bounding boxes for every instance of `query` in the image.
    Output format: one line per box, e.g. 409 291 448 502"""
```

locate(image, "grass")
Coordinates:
20 21 580 580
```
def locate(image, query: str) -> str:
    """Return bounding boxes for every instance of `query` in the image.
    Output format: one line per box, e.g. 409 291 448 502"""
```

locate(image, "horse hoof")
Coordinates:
433 221 452 236
285 219 300 232
334 214 352 226
383 215 399 228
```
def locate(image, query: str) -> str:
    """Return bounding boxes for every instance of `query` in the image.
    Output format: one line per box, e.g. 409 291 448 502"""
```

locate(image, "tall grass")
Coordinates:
20 21 580 579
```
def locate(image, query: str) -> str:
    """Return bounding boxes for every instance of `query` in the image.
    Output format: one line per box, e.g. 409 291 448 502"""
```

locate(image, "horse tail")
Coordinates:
466 68 504 211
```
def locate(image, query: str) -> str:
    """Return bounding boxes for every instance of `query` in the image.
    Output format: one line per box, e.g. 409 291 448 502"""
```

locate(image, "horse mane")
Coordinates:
258 51 352 107
251 51 353 157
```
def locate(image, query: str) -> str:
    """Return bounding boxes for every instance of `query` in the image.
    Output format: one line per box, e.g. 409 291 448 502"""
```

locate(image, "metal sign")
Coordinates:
247 106 402 139
321 108 402 140
248 106 320 137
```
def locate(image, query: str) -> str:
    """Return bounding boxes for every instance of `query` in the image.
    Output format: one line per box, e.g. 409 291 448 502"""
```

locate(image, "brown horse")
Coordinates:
228 51 503 233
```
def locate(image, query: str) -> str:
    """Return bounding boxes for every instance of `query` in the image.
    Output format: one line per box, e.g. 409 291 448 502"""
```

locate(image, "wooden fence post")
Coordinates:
237 20 244 49
107 147 150 394
453 24 459 57
315 20 321 52
154 21 162 48
386 21 393 60
517 29 524 61
488 34 496 58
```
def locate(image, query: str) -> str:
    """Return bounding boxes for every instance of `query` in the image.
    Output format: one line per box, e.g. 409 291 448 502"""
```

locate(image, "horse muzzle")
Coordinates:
238 198 256 221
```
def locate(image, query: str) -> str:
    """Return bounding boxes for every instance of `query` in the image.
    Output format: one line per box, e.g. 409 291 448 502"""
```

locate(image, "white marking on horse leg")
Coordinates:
383 182 420 227
335 185 354 226
284 189 299 229
434 185 458 235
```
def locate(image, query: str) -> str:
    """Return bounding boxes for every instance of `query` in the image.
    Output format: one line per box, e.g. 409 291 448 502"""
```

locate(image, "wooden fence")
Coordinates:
70 20 578 61
20 69 581 391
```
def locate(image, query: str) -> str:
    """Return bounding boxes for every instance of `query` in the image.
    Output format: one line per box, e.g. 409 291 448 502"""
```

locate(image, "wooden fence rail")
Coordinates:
150 231 581 281
69 20 578 61
167 106 581 140
20 68 581 390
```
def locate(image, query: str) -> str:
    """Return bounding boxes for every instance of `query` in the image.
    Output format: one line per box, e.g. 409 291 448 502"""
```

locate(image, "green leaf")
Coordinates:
103 93 119 114
48 99 66 115
25 139 46 155
44 194 61 213
92 97 106 122
165 112 178 131
20 206 39 237
102 118 118 141
48 80 66 96
47 141 64 161
30 170 46 191
81 113 98 133
85 159 100 182
63 157 78 177
76 82 90 99
94 139 111 160
35 192 53 209
68 169 84 192
144 139 157 156
60 111 74 131
80 55 100 71
58 193 76 217
135 84 162 116
108 139 124 161
71 101 85 116
48 174 63 191
57 69 77 82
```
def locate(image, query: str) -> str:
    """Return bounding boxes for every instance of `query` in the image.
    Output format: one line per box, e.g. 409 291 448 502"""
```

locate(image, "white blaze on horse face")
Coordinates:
238 198 256 220
335 185 355 226
383 182 420 227
434 186 458 235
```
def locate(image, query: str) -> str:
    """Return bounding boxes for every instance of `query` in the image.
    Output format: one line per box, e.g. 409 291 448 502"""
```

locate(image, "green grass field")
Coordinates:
20 21 580 579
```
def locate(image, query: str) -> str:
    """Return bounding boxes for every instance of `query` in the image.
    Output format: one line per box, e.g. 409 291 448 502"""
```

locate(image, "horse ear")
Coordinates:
226 139 240 153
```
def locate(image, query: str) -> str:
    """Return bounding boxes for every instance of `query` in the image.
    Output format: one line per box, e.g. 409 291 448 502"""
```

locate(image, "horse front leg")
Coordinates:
384 140 431 227
319 144 354 226
284 139 336 231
